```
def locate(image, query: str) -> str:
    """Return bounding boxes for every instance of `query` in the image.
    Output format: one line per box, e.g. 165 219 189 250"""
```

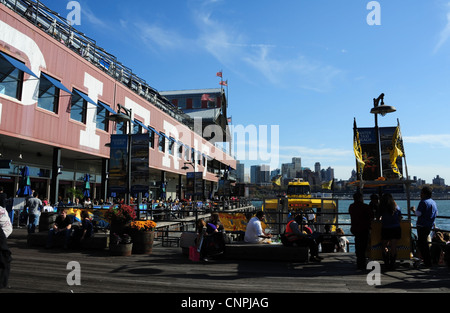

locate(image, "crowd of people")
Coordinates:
349 186 447 271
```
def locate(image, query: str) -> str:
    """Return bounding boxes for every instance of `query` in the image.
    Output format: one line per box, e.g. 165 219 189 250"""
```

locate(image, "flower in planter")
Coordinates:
130 220 157 232
105 204 137 224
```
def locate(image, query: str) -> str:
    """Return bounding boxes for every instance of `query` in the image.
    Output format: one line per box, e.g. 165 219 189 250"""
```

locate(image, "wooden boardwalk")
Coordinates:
2 228 450 295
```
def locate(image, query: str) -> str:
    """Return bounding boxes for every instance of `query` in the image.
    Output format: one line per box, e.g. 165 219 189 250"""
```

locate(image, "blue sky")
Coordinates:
43 0 450 182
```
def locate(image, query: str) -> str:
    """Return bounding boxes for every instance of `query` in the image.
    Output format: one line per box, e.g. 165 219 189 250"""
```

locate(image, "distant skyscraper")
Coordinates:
235 161 245 183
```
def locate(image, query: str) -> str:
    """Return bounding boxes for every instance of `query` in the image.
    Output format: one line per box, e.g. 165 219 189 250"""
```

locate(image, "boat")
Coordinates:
262 178 338 234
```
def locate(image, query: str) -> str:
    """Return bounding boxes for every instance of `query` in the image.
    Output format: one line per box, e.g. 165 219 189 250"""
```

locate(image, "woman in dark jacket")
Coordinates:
380 193 402 270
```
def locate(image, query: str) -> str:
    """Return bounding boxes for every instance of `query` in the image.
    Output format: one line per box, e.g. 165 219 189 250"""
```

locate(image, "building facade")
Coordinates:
0 1 235 204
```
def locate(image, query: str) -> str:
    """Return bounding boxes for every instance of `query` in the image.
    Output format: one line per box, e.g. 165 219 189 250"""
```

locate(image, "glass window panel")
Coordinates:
38 74 59 113
0 57 22 100
70 90 86 123
96 102 108 131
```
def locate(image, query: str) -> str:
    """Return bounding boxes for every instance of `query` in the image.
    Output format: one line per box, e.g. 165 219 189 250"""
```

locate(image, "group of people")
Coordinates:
45 208 94 249
243 210 349 263
349 186 439 270
195 213 226 262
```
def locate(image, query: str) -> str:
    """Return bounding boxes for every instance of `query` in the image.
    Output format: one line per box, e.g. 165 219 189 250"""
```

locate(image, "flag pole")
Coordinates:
353 118 363 191
397 118 412 219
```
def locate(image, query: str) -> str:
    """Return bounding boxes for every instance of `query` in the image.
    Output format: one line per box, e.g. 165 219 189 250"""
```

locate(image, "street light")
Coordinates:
370 93 396 116
182 161 196 201
370 93 396 180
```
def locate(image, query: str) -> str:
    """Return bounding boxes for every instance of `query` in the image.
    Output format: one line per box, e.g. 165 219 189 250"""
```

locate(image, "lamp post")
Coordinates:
370 93 396 179
108 104 133 205
181 161 196 201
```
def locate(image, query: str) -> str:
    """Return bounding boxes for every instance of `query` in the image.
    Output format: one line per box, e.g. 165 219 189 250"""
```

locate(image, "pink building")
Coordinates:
0 1 235 204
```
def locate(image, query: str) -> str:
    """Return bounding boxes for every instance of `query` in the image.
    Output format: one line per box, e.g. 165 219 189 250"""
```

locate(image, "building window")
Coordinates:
0 55 23 100
185 146 189 161
149 129 155 149
168 138 175 156
191 148 195 163
96 101 110 131
193 98 201 109
38 74 60 113
159 133 166 152
178 144 183 159
132 122 140 134
116 121 127 134
70 89 87 123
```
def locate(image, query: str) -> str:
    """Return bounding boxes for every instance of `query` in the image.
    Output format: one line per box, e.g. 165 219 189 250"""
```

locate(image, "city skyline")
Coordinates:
238 159 446 186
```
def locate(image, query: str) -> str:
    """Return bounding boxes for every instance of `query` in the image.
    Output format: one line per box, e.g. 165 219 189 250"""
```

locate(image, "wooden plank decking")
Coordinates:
2 228 450 295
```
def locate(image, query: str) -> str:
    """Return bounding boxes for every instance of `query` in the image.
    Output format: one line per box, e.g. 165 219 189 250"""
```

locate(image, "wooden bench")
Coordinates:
27 231 109 250
180 231 309 262
224 242 309 262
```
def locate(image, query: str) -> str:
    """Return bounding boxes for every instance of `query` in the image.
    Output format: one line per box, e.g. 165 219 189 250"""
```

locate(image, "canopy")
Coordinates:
16 166 32 197
83 174 90 198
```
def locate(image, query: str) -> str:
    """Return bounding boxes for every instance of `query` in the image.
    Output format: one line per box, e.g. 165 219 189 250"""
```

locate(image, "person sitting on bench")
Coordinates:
284 214 322 262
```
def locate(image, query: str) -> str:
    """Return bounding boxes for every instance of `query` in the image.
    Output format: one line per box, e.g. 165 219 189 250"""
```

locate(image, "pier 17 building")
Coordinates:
0 0 236 204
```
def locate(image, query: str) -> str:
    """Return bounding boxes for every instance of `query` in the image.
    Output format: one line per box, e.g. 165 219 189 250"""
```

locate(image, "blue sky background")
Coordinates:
43 0 450 182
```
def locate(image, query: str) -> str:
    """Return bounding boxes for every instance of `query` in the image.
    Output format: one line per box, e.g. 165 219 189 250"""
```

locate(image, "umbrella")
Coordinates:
16 166 32 197
83 174 90 198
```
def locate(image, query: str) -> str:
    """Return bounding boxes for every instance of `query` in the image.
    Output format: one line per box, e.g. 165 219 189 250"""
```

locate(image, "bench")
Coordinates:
180 231 309 262
224 242 309 262
27 231 109 250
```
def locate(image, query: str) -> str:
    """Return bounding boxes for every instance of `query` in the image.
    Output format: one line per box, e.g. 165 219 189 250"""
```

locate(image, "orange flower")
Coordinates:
131 220 157 231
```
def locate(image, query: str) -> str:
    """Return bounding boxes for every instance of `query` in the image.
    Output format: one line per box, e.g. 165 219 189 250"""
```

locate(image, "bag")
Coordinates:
281 233 293 247
189 245 200 262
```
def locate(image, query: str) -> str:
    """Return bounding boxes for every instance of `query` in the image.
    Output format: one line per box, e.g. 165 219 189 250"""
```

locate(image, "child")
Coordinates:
336 228 349 253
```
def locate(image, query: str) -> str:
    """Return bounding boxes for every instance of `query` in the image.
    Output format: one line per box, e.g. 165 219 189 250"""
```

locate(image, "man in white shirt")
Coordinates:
244 211 272 243
0 206 12 238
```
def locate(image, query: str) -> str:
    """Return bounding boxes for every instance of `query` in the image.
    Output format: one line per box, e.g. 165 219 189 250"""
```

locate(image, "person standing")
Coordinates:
411 186 438 267
379 193 402 270
349 192 374 270
26 192 42 234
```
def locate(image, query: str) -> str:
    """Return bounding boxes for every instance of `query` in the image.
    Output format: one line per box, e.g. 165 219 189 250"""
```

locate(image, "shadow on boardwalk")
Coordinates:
2 228 450 293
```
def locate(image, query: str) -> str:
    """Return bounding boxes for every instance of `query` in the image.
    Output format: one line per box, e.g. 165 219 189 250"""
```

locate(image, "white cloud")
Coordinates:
403 134 450 148
80 2 108 29
434 3 450 52
193 7 342 92
137 23 187 50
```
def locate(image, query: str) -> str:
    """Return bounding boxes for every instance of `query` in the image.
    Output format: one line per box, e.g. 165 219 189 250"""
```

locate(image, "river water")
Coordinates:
251 199 450 253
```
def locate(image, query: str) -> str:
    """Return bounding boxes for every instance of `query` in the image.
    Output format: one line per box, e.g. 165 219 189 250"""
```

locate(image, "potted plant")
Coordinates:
109 233 133 256
130 220 157 254
105 204 137 234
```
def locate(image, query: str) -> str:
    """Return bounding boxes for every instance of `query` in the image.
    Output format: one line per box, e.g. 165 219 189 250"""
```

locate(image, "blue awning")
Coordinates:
159 132 169 139
134 119 150 132
41 73 72 94
0 52 38 78
73 89 97 106
147 126 160 136
97 101 116 114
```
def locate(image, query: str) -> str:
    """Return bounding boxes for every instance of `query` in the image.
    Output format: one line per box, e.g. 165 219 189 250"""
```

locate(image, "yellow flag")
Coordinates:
322 179 333 190
272 175 281 186
353 129 365 175
390 125 404 177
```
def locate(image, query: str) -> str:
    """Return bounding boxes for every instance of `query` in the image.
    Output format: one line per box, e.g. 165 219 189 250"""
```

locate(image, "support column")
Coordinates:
50 147 61 206
178 174 182 200
101 158 108 202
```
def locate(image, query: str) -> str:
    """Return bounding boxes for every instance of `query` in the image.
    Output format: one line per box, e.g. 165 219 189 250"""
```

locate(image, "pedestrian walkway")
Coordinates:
2 228 450 293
